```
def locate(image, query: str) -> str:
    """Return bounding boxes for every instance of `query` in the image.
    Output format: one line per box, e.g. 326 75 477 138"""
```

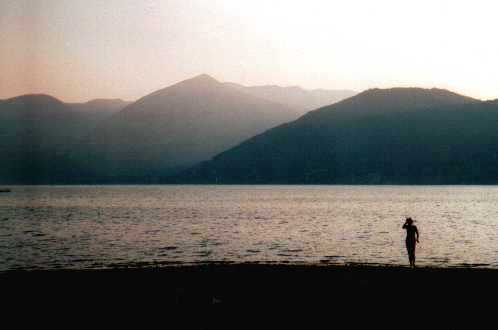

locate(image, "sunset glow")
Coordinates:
1 0 497 101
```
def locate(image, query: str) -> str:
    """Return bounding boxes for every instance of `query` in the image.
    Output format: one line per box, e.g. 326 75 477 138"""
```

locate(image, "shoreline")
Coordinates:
2 259 497 274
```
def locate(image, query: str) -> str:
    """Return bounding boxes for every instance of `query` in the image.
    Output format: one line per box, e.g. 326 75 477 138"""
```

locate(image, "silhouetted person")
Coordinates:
402 217 419 267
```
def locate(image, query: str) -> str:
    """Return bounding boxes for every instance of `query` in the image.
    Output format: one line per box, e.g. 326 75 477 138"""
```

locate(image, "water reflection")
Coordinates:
0 185 497 271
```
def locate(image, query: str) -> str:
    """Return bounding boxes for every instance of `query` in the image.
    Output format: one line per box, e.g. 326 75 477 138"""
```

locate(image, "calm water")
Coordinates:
1 185 497 271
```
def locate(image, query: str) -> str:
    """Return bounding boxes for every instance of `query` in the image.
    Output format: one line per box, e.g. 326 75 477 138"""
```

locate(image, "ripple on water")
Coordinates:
284 249 303 253
324 255 344 260
2 185 498 271
160 246 178 251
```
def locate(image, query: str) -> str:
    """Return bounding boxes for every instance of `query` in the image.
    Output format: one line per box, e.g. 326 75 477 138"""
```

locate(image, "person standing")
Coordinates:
402 217 419 267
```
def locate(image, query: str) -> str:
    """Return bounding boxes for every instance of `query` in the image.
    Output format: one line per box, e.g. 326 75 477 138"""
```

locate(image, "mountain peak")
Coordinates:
327 87 479 113
5 94 65 108
141 74 222 101
163 74 222 92
193 73 216 80
358 87 477 101
184 74 219 85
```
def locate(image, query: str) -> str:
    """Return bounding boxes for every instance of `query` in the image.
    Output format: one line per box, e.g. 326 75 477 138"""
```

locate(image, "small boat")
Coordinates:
0 188 11 193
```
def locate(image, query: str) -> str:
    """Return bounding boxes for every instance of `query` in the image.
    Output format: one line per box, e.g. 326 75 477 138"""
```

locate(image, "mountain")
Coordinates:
0 94 129 150
0 94 98 155
225 82 356 113
321 87 477 113
69 98 131 115
174 88 498 184
71 74 299 182
0 94 129 183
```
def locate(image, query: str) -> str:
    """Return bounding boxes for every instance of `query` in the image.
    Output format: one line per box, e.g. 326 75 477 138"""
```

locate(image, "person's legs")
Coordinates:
406 240 416 267
409 243 416 267
412 242 416 267
406 240 412 266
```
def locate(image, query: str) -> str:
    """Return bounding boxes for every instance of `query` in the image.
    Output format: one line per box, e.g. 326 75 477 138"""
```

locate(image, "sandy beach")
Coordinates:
2 263 496 328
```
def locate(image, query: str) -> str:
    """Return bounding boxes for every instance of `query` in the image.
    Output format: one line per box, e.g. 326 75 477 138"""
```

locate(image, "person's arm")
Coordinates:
402 223 407 229
415 226 419 242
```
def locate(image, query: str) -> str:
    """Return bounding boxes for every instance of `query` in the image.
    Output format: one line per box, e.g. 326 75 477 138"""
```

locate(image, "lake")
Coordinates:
1 185 497 271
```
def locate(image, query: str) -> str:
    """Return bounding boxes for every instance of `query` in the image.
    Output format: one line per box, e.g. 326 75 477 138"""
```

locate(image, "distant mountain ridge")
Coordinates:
0 94 129 183
317 87 477 113
1 94 130 111
174 87 498 184
2 77 496 184
68 74 300 182
69 98 131 114
225 82 356 113
0 93 127 146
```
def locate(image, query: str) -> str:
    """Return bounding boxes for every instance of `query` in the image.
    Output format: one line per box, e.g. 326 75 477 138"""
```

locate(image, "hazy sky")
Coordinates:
1 0 497 102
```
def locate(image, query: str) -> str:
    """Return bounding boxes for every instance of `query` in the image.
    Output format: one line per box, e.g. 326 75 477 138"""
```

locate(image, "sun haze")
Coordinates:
1 0 497 102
